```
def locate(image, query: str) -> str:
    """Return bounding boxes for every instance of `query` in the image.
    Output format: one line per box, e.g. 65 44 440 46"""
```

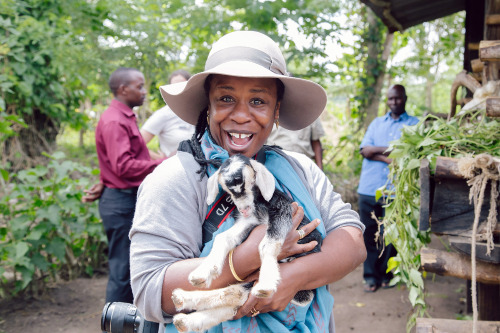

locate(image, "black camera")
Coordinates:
101 302 160 333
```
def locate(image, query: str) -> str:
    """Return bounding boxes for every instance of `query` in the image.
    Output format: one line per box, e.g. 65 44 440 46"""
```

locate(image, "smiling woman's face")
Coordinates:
207 75 280 158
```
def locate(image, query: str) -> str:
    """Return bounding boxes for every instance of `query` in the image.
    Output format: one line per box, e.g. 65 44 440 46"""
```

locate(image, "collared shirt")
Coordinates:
266 118 325 158
357 111 419 196
96 99 165 189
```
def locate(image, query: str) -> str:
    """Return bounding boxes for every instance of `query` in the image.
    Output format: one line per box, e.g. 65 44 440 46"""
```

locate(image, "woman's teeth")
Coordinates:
229 133 251 139
229 132 252 147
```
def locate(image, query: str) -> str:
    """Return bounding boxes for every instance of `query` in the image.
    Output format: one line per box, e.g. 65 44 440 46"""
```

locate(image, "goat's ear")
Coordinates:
250 159 275 201
206 170 221 205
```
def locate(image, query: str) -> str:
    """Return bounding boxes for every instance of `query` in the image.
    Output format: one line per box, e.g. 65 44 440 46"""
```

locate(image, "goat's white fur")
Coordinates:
173 156 303 332
188 213 261 288
172 285 250 332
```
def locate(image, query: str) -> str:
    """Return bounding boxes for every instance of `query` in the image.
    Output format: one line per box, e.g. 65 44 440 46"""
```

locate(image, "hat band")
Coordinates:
205 46 287 76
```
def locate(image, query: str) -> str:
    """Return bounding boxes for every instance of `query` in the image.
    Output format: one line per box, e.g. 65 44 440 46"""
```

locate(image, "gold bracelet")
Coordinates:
228 249 244 282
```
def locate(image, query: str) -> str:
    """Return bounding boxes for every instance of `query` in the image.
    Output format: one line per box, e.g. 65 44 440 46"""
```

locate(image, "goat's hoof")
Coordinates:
171 289 184 310
173 314 189 332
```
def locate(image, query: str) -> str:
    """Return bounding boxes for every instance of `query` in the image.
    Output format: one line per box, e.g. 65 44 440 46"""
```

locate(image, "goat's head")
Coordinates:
206 154 275 218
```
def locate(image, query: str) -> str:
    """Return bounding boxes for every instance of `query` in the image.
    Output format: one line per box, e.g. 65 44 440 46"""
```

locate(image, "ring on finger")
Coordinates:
297 229 305 240
250 307 260 317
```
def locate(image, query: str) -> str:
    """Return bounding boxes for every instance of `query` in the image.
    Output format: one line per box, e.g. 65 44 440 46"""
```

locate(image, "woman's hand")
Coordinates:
277 202 320 261
233 261 300 319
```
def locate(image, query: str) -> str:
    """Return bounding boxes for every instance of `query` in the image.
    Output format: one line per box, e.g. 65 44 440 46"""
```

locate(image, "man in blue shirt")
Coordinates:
357 84 419 292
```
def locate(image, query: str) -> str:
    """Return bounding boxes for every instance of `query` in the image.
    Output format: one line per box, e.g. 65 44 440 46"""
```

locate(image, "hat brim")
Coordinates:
160 61 326 130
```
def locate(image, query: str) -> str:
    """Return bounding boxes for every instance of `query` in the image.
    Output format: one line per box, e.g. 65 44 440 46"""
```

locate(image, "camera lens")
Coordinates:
101 302 142 333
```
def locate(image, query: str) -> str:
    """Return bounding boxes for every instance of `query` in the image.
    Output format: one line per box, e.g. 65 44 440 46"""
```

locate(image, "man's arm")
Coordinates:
311 139 323 170
360 146 392 164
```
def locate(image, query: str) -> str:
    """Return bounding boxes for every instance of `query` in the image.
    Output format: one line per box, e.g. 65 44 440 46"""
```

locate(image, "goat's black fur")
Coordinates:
216 154 322 304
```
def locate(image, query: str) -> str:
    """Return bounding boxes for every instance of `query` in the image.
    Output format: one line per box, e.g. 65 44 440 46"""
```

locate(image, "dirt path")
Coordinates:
0 239 467 333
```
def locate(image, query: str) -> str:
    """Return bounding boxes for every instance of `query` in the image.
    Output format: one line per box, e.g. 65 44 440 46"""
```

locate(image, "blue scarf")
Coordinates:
166 131 333 333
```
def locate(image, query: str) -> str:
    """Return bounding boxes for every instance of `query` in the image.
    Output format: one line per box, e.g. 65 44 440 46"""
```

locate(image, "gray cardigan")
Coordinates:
129 149 364 329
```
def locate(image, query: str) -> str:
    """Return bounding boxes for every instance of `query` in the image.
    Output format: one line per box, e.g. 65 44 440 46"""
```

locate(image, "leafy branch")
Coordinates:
380 111 500 331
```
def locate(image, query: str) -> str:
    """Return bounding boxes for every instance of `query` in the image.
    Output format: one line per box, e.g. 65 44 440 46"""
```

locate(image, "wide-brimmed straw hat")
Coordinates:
159 31 327 130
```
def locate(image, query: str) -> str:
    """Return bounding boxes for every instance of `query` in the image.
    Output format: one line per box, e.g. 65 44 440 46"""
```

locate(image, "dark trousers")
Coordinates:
99 187 138 303
358 194 396 285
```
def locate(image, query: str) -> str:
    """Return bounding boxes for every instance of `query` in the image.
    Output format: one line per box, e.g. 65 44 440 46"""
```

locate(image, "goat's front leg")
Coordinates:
189 219 258 288
173 306 240 333
251 235 284 298
172 283 250 311
251 211 292 298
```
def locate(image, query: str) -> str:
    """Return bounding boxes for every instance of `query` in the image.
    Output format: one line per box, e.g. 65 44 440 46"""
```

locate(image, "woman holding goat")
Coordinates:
129 30 366 333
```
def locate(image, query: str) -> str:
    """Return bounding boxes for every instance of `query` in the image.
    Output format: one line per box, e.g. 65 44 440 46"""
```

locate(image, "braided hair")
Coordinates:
189 75 285 180
189 75 221 179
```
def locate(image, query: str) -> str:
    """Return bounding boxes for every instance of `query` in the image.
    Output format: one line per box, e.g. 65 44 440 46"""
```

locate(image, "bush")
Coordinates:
0 151 106 298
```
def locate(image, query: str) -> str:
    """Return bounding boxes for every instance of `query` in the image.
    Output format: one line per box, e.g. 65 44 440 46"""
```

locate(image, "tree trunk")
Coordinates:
425 77 433 111
362 9 394 129
3 108 58 171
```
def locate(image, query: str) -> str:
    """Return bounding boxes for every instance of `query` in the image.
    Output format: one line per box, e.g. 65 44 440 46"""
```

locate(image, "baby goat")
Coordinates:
171 154 322 332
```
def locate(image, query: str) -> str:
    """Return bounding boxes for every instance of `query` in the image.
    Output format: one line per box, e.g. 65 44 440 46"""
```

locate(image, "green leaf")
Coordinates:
31 252 50 271
406 159 421 170
45 238 66 261
417 137 437 148
386 256 399 272
36 205 62 225
15 241 29 260
409 268 424 288
408 286 419 307
16 265 34 290
26 228 43 241
0 168 8 181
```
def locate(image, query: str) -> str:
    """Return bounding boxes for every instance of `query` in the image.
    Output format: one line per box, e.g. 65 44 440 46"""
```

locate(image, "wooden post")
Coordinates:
486 13 500 24
420 248 500 284
435 156 464 180
480 38 500 57
416 318 500 332
478 283 500 320
469 42 480 51
471 58 484 72
486 97 500 117
480 41 500 81
419 159 431 231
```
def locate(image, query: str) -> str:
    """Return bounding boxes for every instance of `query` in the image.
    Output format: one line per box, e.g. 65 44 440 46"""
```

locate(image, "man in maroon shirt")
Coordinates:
85 67 166 304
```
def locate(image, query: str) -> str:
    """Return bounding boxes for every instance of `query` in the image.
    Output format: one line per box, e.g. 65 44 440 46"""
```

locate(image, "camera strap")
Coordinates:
202 192 235 243
178 140 292 244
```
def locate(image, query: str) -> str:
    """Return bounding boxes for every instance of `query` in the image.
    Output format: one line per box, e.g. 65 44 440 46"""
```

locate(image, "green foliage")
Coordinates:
333 2 390 127
389 13 465 115
0 112 26 142
382 111 500 331
0 0 107 127
0 151 105 297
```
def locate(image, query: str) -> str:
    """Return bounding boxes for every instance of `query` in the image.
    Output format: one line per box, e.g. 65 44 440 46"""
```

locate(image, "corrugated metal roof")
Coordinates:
360 0 466 32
